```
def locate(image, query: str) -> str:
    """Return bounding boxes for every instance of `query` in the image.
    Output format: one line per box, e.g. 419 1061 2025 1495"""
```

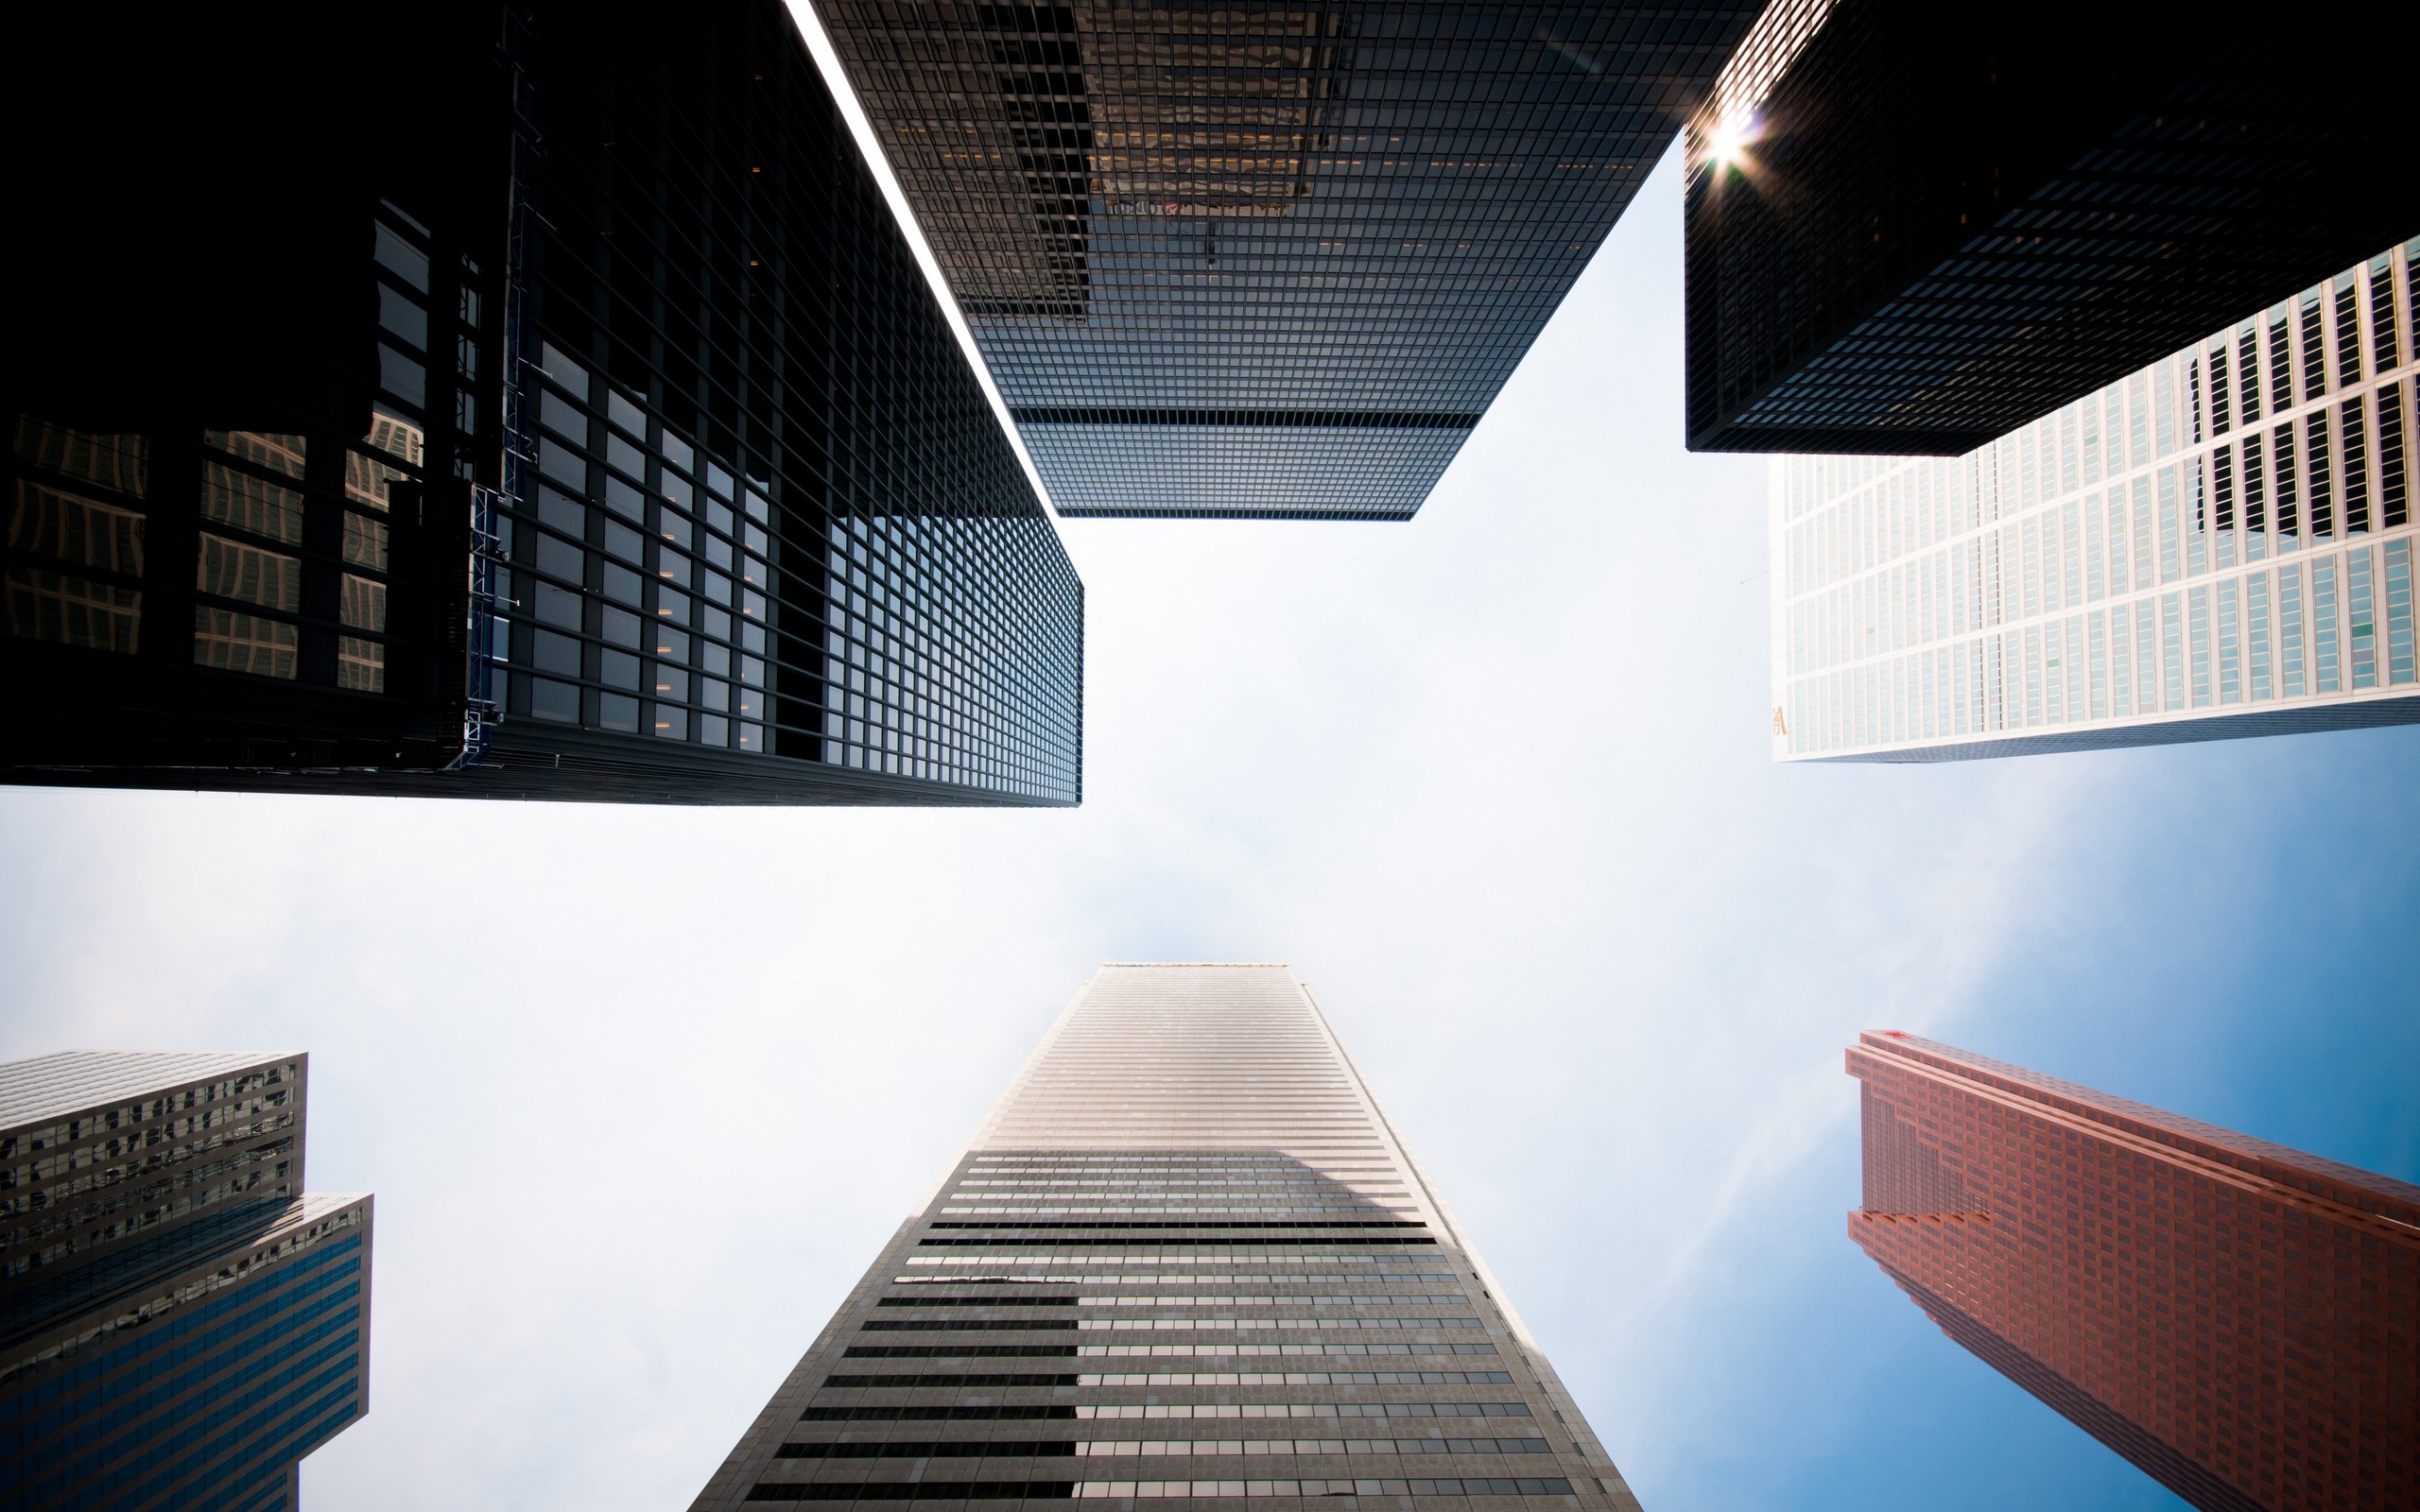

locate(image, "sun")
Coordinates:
1707 114 1759 168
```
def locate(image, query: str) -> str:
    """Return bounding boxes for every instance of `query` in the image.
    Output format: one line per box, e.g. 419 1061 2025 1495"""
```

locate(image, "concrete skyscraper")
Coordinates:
0 1052 372 1511
691 963 1639 1509
1848 1031 2419 1512
1771 240 2418 760
810 3 1760 519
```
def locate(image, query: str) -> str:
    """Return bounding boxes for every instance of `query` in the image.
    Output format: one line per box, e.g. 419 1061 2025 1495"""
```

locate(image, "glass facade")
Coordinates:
0 1054 372 1512
1683 0 2413 454
1771 242 2420 761
689 965 1643 1510
1847 1031 2420 1512
495 2 1082 801
3 4 1082 806
814 2 1758 518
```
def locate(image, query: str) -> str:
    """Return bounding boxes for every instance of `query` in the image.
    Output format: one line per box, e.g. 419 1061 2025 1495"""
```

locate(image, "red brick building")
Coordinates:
1847 1031 2418 1512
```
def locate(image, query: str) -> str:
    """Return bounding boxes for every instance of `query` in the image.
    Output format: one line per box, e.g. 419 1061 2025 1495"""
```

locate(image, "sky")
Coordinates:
5 31 2420 1512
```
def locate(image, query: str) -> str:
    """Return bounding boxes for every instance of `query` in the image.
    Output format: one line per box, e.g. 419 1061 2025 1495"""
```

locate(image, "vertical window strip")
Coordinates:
2268 313 2291 415
2085 496 2105 601
2374 263 2403 372
2157 468 2181 583
2187 458 2210 575
2378 384 2407 529
2023 625 2043 727
2188 587 2213 707
2208 345 2232 436
2313 558 2341 693
2386 539 2415 687
2062 501 2082 609
2161 593 2185 712
2216 579 2240 705
2273 422 2299 538
2110 603 2133 718
2237 327 2261 426
2247 573 2272 701
2335 279 2363 389
2342 399 2370 534
2308 412 2334 537
2135 600 2158 713
2243 435 2266 536
2064 613 2083 721
2301 296 2326 404
2278 565 2305 698
2347 547 2377 689
2088 609 2108 719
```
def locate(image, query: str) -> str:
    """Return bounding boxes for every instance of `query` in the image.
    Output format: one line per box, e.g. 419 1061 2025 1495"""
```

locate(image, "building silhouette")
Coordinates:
1770 242 2418 761
0 1052 372 1512
3 4 1080 804
1847 1031 2420 1512
690 963 1644 1510
812 2 1760 518
1684 0 2415 455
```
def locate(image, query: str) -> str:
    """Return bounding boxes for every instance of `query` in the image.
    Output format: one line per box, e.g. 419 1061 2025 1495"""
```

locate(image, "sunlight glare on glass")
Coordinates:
1708 114 1759 168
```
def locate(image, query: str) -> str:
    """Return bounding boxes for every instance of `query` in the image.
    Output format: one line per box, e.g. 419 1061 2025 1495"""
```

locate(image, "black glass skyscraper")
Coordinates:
812 2 1759 519
3 3 1081 805
1683 0 2414 455
0 1052 372 1512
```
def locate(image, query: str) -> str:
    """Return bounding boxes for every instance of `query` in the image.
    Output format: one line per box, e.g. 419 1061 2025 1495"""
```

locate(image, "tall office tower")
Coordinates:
691 963 1642 1511
0 1052 372 1512
1683 0 2414 454
3 3 1081 805
1769 242 2419 761
1846 1032 2420 1512
811 3 1759 519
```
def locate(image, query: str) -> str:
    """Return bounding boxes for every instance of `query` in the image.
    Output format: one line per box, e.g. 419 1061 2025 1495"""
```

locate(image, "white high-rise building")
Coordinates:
1771 240 2419 761
690 964 1641 1510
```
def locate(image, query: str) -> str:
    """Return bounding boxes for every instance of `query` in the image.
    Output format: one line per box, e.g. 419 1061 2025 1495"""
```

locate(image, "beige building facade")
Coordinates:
690 963 1640 1511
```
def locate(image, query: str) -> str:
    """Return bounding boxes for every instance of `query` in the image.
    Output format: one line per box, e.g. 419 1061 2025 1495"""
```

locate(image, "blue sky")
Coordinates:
4 32 2418 1512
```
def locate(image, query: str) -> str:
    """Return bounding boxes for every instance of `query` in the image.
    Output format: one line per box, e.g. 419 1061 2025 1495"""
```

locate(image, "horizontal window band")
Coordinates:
815 1371 1516 1391
749 1479 1580 1502
770 1440 1554 1460
749 1483 1073 1502
866 1321 1483 1333
866 1322 1080 1332
804 1405 1531 1424
876 1298 1080 1309
1070 1479 1576 1500
847 1348 1080 1359
821 1375 1082 1388
1010 409 1480 431
777 1444 1077 1459
928 1223 1427 1232
917 1239 1439 1248
804 1407 1080 1422
1076 1374 1515 1388
842 1346 1499 1360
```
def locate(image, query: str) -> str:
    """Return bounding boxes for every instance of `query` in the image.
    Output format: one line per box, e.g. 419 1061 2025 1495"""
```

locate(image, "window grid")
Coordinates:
1771 240 2420 758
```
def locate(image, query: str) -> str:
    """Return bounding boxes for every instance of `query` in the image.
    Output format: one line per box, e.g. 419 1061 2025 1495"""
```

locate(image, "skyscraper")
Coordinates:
1847 1031 2420 1512
3 3 1081 805
0 1052 372 1512
1770 241 2419 761
690 963 1641 1510
1683 0 2414 454
810 3 1760 519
